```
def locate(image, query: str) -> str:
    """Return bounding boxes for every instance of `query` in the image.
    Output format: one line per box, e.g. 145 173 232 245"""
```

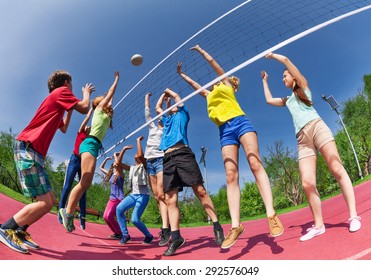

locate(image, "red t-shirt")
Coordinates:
17 86 80 157
73 131 88 155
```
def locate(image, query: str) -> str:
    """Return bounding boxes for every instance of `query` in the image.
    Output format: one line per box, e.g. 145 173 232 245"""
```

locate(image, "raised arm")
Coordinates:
73 83 95 114
59 110 73 133
265 53 308 89
191 45 226 78
164 88 182 106
177 62 209 98
136 136 146 166
115 144 132 171
99 156 112 175
78 106 93 133
155 92 166 115
97 71 120 110
145 92 152 109
261 71 286 107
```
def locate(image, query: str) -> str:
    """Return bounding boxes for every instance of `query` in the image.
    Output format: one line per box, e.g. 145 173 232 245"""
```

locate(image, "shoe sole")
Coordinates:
22 242 40 250
0 232 29 254
221 228 245 249
300 230 325 241
270 228 284 238
159 238 171 246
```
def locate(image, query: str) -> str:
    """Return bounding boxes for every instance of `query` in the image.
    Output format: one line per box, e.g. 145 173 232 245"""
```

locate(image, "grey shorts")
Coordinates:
162 147 204 193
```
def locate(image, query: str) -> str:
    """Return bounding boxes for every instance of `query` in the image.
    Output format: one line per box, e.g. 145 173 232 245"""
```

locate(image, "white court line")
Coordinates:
344 248 371 260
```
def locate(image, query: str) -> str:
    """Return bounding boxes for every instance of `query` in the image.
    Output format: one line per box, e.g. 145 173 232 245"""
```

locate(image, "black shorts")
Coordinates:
163 147 204 193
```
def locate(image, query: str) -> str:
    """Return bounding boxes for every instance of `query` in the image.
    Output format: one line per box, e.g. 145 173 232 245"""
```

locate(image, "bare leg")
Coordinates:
149 171 169 228
299 155 324 228
222 144 241 228
66 152 96 215
192 184 218 222
240 132 275 217
320 141 357 218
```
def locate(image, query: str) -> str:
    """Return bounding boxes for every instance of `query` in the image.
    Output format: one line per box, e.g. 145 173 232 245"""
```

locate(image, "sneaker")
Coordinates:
142 235 154 244
158 228 171 246
221 224 245 249
15 229 40 250
119 234 131 244
267 213 284 237
109 233 123 239
58 212 63 224
163 237 186 256
348 216 361 232
213 227 225 245
59 208 75 232
0 228 29 254
300 225 326 241
80 224 86 230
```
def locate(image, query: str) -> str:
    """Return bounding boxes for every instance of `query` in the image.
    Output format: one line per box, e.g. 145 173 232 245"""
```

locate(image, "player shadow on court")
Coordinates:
222 233 284 260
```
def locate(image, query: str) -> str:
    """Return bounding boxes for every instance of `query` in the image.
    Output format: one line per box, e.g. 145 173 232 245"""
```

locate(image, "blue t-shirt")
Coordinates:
109 174 125 200
286 88 320 134
159 105 189 151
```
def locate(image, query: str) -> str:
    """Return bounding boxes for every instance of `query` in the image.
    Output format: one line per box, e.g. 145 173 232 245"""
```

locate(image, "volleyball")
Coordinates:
131 54 143 66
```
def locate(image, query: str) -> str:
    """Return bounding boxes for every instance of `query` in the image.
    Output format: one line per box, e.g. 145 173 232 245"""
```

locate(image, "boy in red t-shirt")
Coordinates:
0 70 95 254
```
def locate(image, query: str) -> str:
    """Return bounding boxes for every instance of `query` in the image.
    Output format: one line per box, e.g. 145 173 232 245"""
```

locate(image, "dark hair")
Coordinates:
47 70 72 93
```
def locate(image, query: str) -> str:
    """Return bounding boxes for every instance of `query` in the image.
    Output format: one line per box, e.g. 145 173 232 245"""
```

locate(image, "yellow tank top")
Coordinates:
89 109 111 142
207 82 245 127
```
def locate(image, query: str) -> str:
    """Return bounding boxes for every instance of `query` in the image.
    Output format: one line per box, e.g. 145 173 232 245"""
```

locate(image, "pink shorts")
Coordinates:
296 118 334 160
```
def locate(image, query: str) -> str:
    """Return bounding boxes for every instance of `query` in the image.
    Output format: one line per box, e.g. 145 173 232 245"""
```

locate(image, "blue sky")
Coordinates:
1 0 370 194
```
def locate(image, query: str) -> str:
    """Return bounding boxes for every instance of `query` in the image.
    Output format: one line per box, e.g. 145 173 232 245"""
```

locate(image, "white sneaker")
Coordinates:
348 216 361 232
300 225 326 241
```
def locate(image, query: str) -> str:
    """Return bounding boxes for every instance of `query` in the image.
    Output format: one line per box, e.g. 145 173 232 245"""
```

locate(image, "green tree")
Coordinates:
339 74 370 177
264 141 303 206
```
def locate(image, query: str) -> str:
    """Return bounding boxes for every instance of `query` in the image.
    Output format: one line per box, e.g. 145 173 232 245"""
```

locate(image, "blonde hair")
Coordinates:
228 76 240 92
92 95 114 128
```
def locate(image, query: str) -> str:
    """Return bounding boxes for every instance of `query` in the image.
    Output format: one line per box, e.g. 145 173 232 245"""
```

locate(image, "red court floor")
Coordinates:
0 180 370 260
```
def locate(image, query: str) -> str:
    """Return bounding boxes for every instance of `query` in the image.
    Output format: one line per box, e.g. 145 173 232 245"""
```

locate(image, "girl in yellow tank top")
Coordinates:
207 81 245 127
177 45 283 249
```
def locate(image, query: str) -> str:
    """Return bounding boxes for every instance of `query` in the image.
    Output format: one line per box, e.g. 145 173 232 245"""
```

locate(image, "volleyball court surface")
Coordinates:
0 180 370 260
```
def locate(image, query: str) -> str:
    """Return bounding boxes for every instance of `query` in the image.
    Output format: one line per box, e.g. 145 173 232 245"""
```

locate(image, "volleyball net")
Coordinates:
100 0 371 158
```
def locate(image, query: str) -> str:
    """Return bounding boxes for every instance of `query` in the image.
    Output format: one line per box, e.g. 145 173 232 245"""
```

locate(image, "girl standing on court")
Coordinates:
261 52 361 241
60 71 120 232
116 136 153 245
177 45 284 249
144 92 171 246
100 153 125 239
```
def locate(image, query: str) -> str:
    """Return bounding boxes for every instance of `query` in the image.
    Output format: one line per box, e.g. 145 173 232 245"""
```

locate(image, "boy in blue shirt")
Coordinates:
156 88 224 256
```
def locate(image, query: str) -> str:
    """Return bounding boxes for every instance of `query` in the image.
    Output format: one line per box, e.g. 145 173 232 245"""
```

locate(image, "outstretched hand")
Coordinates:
261 70 268 81
176 62 183 74
114 71 120 79
123 144 133 150
265 52 274 59
82 83 96 95
137 135 144 141
190 45 201 52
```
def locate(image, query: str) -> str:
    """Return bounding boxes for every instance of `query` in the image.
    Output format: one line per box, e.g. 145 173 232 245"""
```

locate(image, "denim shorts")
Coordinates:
146 157 164 176
79 137 102 158
219 115 256 147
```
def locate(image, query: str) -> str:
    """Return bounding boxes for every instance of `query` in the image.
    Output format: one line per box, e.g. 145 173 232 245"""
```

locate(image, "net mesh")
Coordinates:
101 0 371 157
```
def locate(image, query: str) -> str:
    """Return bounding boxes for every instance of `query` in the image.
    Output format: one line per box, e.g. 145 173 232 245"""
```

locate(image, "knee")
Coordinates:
225 169 238 185
302 178 316 192
131 217 140 225
248 157 263 174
